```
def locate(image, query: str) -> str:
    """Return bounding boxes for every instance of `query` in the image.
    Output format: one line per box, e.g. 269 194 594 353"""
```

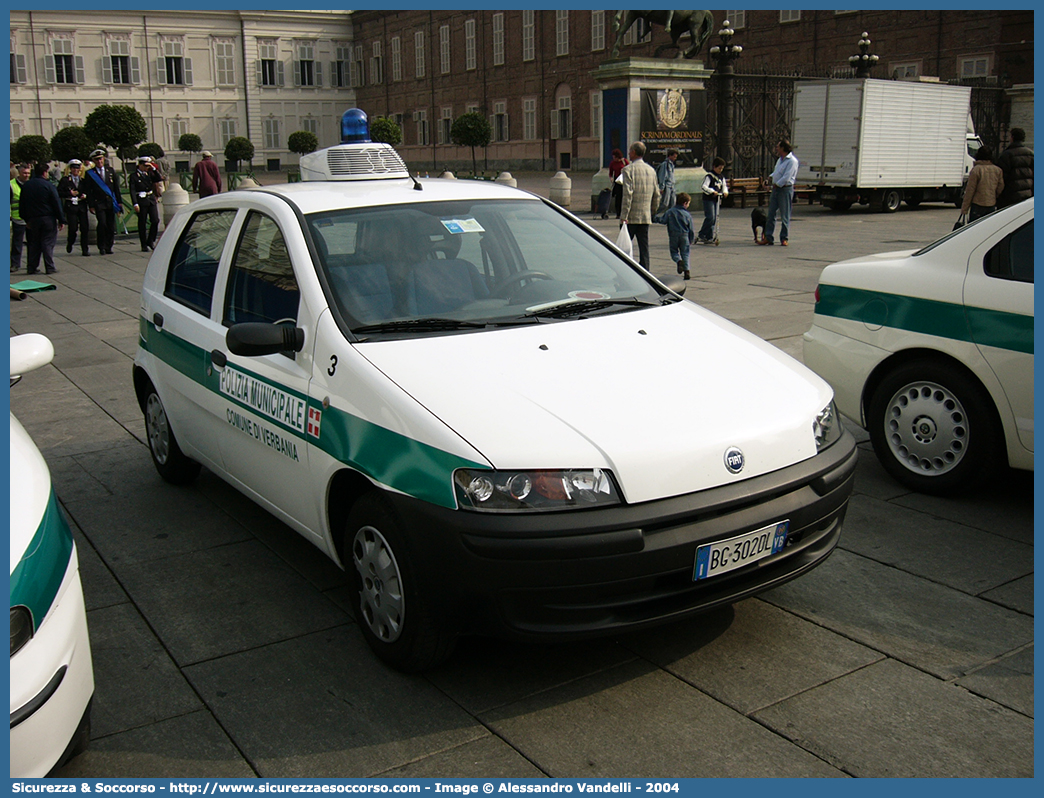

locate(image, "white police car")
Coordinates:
134 111 857 671
10 334 94 776
804 199 1033 494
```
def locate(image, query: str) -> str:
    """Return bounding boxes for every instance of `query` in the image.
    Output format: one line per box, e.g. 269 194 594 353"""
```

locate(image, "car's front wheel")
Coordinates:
144 388 201 485
345 493 454 672
868 360 1000 494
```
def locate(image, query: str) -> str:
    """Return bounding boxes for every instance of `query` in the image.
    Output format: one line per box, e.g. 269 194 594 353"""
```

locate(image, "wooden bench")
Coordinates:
728 177 769 208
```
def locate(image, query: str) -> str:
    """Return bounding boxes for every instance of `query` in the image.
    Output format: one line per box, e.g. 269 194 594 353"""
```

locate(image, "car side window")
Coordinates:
223 211 301 326
165 209 237 315
984 221 1033 284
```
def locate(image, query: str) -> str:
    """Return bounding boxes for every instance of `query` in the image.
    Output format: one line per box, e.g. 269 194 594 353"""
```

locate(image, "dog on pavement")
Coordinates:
750 206 767 243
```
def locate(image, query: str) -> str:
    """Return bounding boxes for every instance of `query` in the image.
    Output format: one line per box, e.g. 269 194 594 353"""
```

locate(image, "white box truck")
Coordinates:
793 79 982 212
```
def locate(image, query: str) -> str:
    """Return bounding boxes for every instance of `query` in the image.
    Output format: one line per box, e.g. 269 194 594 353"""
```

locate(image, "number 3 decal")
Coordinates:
328 354 338 376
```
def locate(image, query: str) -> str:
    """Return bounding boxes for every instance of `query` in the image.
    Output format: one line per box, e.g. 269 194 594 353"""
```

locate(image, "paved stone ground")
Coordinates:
9 173 1032 778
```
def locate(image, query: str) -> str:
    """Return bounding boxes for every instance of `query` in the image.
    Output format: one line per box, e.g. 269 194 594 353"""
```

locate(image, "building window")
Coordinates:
780 11 801 23
301 117 318 136
466 103 480 115
353 45 365 87
264 118 280 149
523 97 537 140
391 36 401 82
492 13 504 66
160 40 192 86
492 100 508 143
960 56 990 78
10 35 27 84
591 11 605 52
590 91 601 141
726 11 746 29
890 62 921 79
295 41 320 87
169 118 189 151
465 19 476 71
46 37 83 85
258 40 283 87
439 25 450 75
333 44 350 87
551 95 571 140
438 107 452 145
220 119 237 147
370 40 383 84
556 11 570 56
104 38 139 85
213 39 235 86
522 10 535 62
12 120 23 139
415 31 426 78
415 109 429 146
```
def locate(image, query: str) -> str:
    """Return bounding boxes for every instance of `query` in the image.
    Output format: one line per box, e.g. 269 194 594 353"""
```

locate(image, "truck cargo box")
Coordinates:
794 79 972 189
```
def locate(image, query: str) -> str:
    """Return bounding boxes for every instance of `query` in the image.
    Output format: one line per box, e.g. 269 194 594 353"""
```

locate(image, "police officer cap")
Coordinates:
90 149 107 159
68 159 83 167
138 155 153 164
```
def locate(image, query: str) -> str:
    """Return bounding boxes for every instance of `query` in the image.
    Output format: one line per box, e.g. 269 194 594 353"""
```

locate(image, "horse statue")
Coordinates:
610 10 715 60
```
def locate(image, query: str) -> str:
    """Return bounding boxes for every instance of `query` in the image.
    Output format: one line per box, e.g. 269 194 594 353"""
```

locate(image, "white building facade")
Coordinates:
10 9 357 171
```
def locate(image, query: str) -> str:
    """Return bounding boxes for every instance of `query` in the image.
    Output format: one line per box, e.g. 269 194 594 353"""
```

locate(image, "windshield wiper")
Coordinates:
524 295 672 319
353 317 490 334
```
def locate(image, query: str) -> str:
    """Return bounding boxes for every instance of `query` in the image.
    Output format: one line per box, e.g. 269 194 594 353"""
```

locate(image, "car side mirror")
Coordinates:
226 323 305 357
10 333 55 385
658 274 687 296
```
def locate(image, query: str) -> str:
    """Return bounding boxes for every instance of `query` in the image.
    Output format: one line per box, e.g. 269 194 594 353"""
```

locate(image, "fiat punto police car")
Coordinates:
134 111 856 671
804 199 1032 494
10 334 94 776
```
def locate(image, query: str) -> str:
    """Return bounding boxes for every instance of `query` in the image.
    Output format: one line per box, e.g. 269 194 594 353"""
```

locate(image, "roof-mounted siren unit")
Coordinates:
299 108 410 181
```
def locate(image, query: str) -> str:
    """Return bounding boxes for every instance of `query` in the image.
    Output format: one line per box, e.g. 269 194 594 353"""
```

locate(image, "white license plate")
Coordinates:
693 520 789 581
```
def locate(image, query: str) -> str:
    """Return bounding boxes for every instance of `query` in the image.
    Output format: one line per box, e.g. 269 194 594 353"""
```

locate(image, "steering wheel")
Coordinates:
490 270 553 299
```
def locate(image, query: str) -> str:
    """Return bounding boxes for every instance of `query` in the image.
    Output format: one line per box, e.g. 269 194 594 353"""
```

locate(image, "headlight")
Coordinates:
454 468 621 512
10 606 33 657
813 401 843 451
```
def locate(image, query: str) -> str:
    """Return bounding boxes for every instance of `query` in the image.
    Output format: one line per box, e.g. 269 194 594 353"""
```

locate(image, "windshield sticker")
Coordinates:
569 290 612 300
441 218 485 234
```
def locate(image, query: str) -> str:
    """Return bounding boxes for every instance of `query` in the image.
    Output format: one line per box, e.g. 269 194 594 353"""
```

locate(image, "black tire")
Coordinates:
867 360 1001 495
826 200 852 212
144 387 201 485
880 189 902 213
904 191 923 208
345 493 454 672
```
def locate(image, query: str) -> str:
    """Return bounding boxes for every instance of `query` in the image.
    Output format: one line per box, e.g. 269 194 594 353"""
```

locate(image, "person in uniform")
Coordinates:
85 149 123 255
57 159 90 256
129 156 163 251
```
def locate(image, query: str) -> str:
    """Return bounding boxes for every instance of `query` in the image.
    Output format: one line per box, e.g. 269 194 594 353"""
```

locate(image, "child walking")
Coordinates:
697 157 728 244
660 192 696 280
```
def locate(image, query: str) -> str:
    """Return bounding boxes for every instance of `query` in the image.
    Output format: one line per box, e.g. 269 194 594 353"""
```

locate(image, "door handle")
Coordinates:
210 349 227 369
152 312 164 329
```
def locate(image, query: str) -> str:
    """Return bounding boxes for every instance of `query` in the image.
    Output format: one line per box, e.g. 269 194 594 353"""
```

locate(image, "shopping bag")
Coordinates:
952 213 966 231
615 223 633 259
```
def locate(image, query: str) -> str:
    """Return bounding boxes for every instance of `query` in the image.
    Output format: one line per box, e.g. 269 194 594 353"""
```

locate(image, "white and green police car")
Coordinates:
134 111 857 671
804 198 1033 494
10 334 94 776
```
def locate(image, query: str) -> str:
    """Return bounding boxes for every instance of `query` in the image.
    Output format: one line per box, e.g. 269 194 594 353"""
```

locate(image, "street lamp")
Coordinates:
849 31 880 78
709 19 742 175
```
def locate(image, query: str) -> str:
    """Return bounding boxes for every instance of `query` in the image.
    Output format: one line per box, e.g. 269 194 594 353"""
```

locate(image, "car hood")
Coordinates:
9 413 54 573
356 302 833 504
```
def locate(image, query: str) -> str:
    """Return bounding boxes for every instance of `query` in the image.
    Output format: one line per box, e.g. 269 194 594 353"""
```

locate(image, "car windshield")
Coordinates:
305 199 668 337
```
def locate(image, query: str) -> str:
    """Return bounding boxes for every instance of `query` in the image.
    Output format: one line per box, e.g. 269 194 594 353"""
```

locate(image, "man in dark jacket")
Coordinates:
996 127 1033 208
57 159 90 256
20 162 66 275
85 148 124 255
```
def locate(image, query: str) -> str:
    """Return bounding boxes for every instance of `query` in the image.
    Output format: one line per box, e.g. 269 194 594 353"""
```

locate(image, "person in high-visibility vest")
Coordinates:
10 163 31 273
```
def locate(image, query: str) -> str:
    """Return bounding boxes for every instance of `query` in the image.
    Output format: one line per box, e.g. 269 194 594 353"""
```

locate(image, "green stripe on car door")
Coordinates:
10 490 74 630
816 285 1033 355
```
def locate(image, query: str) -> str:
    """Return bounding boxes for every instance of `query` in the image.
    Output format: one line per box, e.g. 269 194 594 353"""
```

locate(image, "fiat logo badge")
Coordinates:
724 446 745 474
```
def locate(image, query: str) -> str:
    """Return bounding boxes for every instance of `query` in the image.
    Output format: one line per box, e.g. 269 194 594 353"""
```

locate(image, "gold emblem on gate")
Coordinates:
659 89 687 129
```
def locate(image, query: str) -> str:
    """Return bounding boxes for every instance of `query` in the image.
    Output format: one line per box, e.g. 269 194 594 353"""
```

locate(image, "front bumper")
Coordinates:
387 430 858 639
10 547 95 778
